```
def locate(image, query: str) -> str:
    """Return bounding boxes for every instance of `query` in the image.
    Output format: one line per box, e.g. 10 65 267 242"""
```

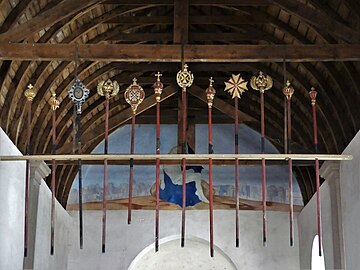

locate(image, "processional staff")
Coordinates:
283 81 295 246
309 87 323 256
24 84 36 257
125 78 145 225
97 79 119 253
49 93 60 255
153 72 163 252
176 64 194 247
68 78 90 249
224 74 248 247
250 71 273 246
206 77 216 257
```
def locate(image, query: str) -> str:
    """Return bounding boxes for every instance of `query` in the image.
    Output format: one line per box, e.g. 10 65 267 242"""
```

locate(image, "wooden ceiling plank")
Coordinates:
0 0 104 42
270 0 360 42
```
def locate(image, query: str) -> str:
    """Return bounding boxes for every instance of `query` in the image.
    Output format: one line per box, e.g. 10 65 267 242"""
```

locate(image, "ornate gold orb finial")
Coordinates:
206 77 216 108
309 86 317 106
49 93 60 111
153 72 164 102
125 77 145 114
97 79 120 99
250 71 273 93
224 74 248 99
282 80 295 99
176 63 194 90
24 83 36 101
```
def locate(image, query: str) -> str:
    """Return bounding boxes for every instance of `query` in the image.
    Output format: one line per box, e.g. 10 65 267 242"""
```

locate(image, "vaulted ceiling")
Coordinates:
0 0 359 207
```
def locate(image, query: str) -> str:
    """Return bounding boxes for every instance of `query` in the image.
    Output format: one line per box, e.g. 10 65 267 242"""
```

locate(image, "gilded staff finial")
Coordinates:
224 74 248 99
250 71 273 93
206 77 216 108
49 93 60 111
283 80 294 99
24 84 36 101
309 87 317 106
153 72 164 102
177 63 194 90
97 79 120 100
125 77 145 114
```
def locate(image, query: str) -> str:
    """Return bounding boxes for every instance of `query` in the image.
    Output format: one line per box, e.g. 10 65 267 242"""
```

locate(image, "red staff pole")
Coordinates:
176 64 194 247
49 93 60 255
234 96 240 248
206 78 216 257
224 74 248 247
97 79 119 253
153 72 164 252
24 84 36 257
283 81 295 246
250 72 273 246
309 87 323 256
124 78 145 225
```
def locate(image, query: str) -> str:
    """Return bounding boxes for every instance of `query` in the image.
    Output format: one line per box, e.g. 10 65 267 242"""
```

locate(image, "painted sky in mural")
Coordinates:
68 124 303 206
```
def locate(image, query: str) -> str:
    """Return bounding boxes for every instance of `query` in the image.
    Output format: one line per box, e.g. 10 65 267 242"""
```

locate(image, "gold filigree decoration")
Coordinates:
24 84 36 101
309 87 317 106
250 71 273 93
206 77 216 108
283 80 294 99
125 78 145 114
153 72 163 102
176 64 194 90
224 74 248 99
49 93 60 111
97 79 120 99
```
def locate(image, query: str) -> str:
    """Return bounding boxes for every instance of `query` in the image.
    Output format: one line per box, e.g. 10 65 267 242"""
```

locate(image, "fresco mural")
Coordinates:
67 124 303 209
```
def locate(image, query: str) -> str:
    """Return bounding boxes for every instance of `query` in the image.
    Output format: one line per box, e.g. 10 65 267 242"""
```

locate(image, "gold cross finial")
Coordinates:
155 72 162 81
28 84 33 90
133 77 137 83
183 64 188 71
209 77 214 87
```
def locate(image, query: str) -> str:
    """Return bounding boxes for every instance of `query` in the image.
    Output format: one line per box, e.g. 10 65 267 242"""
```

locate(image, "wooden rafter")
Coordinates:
1 43 360 62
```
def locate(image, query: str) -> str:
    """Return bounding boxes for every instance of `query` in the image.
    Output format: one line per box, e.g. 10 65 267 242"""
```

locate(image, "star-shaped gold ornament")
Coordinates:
224 74 248 99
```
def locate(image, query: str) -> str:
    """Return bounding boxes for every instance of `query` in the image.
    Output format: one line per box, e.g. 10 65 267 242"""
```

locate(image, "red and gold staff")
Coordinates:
250 71 273 246
283 80 295 246
69 78 90 249
309 87 323 256
24 84 36 257
206 77 216 257
125 78 145 225
224 74 248 247
97 79 119 253
153 72 163 252
49 93 60 255
176 64 194 247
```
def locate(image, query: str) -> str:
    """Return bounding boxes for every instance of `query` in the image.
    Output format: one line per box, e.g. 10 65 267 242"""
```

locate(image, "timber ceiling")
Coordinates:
0 0 359 206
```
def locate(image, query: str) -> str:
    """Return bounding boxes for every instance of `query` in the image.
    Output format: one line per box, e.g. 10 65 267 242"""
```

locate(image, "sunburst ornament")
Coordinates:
224 74 248 99
176 64 194 89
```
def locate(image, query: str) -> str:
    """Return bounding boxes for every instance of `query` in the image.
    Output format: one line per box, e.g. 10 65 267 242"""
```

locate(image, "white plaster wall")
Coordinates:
32 179 71 270
67 210 300 270
297 180 335 270
0 128 26 270
340 130 360 270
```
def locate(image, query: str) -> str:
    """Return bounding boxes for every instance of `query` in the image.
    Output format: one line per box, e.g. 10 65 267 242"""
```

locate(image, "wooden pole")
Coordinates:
128 114 135 224
24 84 36 257
310 87 323 256
76 111 83 249
283 81 295 246
49 93 59 255
153 72 164 252
234 97 240 248
206 78 216 257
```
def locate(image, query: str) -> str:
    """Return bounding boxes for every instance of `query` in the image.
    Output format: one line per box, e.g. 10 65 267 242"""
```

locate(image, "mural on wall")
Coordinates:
67 124 303 209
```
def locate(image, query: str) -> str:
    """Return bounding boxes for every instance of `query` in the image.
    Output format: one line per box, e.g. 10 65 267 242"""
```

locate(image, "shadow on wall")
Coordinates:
128 235 237 270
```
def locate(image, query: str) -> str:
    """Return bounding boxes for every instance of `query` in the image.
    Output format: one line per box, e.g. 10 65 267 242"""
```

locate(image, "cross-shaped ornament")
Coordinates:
155 72 162 81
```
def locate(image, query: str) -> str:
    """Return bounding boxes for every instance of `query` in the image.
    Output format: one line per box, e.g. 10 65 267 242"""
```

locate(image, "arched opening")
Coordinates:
128 235 237 270
311 235 325 270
